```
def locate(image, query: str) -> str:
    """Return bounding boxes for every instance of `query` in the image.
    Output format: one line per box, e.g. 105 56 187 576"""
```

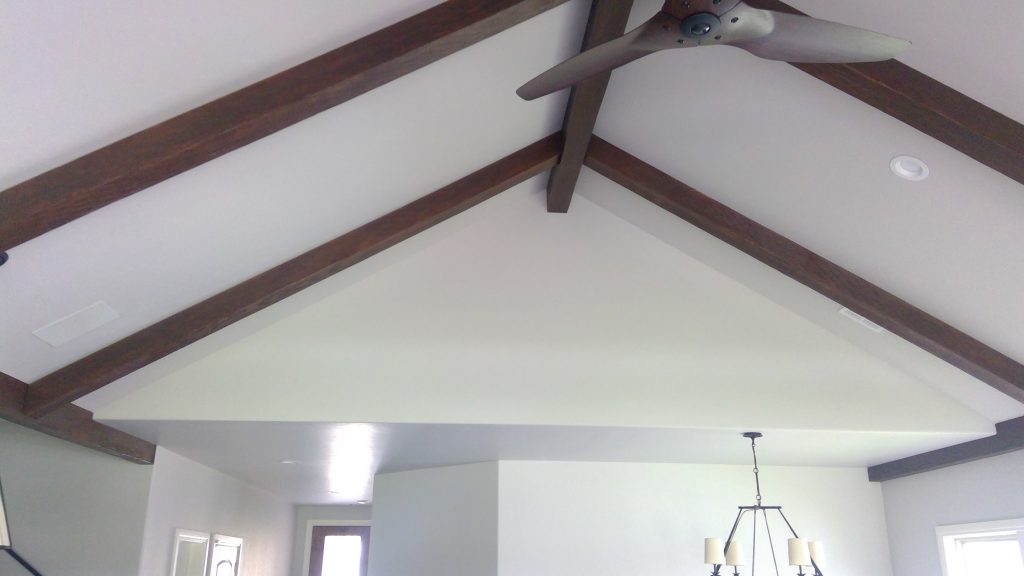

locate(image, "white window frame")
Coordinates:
936 518 1024 576
169 528 210 576
209 534 244 576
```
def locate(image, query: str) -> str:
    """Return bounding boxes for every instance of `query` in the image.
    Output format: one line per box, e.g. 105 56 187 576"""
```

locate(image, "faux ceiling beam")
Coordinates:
0 372 155 464
868 416 1024 482
748 0 1024 188
584 136 1024 402
23 134 562 417
546 0 634 213
0 0 572 253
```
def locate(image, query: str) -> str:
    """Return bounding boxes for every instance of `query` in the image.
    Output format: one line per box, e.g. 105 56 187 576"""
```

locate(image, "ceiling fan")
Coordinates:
517 0 910 101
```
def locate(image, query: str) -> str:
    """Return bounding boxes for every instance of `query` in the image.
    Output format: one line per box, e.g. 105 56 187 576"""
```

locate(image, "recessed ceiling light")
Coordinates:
280 459 298 465
356 500 369 505
890 155 929 181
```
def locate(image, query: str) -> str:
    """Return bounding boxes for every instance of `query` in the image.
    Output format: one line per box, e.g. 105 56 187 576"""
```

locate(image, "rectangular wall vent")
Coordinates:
839 307 886 334
32 301 120 347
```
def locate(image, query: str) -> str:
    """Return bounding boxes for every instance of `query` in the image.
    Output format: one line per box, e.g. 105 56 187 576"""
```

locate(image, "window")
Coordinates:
938 519 1024 576
209 535 243 576
308 525 370 576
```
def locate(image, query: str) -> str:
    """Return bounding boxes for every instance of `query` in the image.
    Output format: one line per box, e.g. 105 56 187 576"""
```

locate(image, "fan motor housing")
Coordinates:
680 12 721 39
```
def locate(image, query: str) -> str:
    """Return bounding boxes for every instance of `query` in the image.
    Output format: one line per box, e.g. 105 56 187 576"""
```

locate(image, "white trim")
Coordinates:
936 517 1024 576
169 528 210 576
301 519 372 576
210 533 243 576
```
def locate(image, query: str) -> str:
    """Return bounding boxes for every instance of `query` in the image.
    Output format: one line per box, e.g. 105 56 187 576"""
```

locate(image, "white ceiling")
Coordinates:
785 0 1024 124
597 0 1024 364
110 420 986 505
0 0 582 381
2 0 1023 502
89 181 999 432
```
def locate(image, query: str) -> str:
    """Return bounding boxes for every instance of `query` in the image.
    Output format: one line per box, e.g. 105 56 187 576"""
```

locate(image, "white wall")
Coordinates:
498 461 893 576
368 462 499 576
0 421 153 576
291 504 371 576
881 449 1024 576
137 447 293 576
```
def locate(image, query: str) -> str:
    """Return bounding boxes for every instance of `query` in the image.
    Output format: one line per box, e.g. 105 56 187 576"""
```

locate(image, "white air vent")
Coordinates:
32 301 120 347
839 307 886 334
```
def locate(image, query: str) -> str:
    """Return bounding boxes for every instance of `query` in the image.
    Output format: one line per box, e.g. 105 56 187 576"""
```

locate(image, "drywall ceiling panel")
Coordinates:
595 0 1024 370
92 180 995 436
0 1 589 382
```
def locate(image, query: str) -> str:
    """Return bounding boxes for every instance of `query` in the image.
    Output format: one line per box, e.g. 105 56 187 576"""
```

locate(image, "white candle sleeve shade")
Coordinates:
788 538 811 566
725 540 746 566
705 537 726 565
808 540 827 568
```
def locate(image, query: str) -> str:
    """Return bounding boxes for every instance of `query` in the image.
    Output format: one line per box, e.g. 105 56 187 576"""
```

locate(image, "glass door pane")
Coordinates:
309 526 369 576
961 539 1024 576
321 535 363 576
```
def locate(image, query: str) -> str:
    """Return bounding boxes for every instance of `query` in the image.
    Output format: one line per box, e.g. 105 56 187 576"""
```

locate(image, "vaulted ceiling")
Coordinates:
1 0 1023 503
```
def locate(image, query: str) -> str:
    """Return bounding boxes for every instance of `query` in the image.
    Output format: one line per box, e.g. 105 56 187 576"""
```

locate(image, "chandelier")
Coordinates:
703 432 826 576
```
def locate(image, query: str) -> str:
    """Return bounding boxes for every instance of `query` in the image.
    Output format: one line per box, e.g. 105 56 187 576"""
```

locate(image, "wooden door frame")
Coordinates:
308 525 370 576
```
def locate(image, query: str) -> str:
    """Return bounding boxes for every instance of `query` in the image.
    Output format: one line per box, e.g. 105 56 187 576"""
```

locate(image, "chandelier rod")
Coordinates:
749 432 763 506
751 506 758 576
763 508 781 576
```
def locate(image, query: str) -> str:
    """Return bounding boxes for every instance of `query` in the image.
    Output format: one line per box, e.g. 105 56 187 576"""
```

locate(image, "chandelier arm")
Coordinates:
763 508 781 576
751 506 758 576
721 507 750 572
775 508 800 538
776 509 824 575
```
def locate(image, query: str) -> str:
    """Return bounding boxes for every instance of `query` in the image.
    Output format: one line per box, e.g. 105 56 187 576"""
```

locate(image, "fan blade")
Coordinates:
721 3 910 63
518 12 683 101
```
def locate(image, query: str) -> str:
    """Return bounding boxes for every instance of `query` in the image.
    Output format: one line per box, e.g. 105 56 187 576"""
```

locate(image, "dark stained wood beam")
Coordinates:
868 416 1024 482
546 0 634 213
0 372 155 464
747 0 1024 188
584 136 1024 402
0 0 572 253
23 135 562 416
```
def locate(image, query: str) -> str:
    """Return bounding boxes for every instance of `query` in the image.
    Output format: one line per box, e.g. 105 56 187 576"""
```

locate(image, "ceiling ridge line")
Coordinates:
545 0 635 213
583 135 1024 403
